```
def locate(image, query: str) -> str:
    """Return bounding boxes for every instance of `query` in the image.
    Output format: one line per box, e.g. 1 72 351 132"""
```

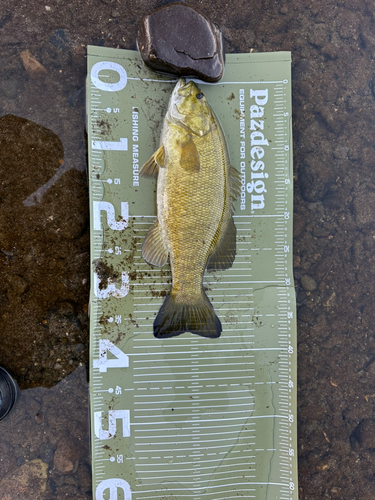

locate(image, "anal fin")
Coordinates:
142 220 168 267
207 217 237 272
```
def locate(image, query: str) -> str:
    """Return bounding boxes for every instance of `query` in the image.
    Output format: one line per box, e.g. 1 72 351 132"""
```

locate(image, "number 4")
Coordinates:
93 339 129 372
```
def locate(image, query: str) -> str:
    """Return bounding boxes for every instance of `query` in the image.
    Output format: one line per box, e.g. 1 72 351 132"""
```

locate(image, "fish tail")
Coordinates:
153 290 222 339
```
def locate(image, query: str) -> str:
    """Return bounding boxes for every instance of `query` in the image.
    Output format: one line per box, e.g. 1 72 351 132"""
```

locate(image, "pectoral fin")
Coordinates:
139 145 165 177
142 219 168 267
207 217 237 272
179 135 200 172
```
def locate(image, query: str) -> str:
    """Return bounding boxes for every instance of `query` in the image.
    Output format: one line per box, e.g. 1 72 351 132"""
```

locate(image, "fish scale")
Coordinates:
162 144 226 288
87 46 297 500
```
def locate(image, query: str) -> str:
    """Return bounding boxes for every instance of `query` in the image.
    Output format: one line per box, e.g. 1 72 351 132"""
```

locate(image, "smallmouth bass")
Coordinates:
140 78 241 338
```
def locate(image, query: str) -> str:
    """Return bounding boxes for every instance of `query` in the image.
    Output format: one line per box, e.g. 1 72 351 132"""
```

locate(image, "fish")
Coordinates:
140 77 241 339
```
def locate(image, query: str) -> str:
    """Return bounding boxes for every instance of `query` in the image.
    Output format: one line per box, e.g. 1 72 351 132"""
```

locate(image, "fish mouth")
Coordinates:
173 78 191 116
177 79 197 97
176 77 186 89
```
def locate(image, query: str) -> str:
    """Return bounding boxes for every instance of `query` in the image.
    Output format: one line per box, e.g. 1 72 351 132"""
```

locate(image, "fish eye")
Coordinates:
196 93 204 100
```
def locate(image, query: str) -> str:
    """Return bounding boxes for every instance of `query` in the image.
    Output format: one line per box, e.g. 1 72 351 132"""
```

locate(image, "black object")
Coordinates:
0 367 19 420
137 2 225 83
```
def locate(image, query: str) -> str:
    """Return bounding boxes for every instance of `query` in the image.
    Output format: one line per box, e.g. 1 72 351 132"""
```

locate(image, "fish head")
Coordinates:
168 78 214 137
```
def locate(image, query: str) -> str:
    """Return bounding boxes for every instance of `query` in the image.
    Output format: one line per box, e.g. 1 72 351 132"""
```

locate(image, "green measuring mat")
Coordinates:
87 46 296 500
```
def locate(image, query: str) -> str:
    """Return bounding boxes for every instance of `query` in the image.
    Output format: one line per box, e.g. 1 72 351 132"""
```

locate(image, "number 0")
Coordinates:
91 61 127 92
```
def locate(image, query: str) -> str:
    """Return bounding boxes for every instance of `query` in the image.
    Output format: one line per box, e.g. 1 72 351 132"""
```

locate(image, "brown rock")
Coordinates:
301 274 318 292
316 459 331 471
53 433 82 474
20 50 47 79
0 459 48 500
137 2 224 82
8 275 28 295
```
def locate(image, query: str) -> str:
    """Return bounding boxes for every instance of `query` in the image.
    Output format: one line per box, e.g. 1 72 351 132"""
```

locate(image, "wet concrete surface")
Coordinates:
0 0 375 498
